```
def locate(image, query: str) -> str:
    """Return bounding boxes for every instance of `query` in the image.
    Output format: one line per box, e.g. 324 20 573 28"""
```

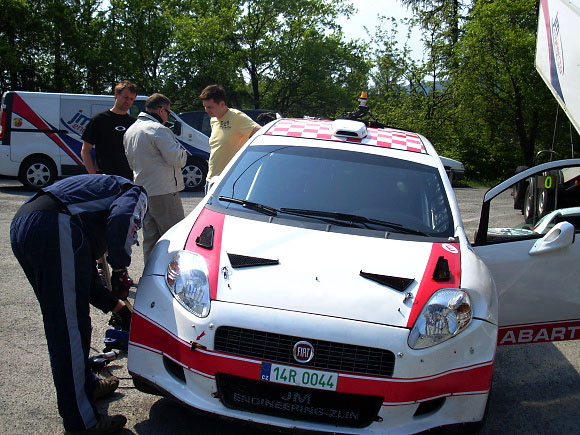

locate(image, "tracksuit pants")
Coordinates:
142 191 184 263
10 210 99 431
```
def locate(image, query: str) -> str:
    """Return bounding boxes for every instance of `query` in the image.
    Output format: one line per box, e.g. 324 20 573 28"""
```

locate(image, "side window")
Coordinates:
478 163 580 244
164 112 183 136
201 114 211 137
130 101 145 117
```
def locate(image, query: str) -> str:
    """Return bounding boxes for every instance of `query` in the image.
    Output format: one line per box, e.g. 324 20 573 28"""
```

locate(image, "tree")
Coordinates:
1 0 114 94
165 0 243 109
101 0 176 95
266 31 369 117
369 11 460 158
0 0 40 93
229 0 369 115
454 0 560 177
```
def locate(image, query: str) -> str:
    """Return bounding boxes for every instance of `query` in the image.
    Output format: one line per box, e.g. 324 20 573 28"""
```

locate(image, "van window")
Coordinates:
130 101 145 117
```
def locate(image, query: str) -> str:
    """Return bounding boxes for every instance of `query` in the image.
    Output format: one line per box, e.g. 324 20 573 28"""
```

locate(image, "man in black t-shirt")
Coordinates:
81 81 138 181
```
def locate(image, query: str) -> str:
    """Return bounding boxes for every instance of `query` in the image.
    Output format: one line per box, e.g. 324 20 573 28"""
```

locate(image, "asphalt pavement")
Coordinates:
1 177 579 434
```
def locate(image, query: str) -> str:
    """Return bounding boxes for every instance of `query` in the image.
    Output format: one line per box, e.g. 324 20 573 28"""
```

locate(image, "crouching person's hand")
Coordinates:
111 268 133 300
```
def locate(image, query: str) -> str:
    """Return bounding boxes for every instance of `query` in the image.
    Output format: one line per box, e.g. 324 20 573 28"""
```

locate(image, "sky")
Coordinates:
336 0 423 58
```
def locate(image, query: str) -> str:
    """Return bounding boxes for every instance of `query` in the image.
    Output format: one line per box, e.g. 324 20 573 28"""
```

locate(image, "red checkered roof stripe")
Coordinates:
265 119 426 153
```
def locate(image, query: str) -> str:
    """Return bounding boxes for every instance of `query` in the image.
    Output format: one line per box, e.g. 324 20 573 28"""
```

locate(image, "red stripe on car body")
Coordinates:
130 311 493 403
406 243 461 328
184 207 225 300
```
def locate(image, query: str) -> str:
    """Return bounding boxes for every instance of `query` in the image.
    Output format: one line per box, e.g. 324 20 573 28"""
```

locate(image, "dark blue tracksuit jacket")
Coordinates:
10 174 148 431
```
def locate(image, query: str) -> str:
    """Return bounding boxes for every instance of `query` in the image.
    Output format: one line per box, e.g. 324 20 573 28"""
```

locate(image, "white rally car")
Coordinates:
128 118 580 434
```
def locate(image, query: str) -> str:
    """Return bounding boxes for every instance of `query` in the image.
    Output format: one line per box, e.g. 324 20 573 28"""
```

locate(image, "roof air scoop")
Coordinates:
332 119 368 139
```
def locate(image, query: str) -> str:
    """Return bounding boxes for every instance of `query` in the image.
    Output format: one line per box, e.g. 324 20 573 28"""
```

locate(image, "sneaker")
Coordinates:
93 376 119 401
64 414 127 434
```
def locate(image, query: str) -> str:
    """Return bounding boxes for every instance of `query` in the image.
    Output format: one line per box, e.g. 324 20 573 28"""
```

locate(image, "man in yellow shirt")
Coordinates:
199 85 260 184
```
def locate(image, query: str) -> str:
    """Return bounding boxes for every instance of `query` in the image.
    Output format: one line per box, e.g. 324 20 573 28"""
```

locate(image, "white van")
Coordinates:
0 91 210 190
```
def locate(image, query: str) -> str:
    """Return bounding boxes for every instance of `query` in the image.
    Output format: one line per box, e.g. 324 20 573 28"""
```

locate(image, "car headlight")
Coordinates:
408 289 472 349
165 251 210 318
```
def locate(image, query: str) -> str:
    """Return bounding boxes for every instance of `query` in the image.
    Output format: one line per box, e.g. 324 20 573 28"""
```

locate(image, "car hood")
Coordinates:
186 208 461 329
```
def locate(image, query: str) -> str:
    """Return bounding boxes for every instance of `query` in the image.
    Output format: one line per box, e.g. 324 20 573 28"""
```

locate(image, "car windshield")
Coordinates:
213 145 454 237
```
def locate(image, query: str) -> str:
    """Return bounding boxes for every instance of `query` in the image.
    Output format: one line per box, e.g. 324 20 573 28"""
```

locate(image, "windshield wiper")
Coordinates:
218 196 279 217
279 207 429 236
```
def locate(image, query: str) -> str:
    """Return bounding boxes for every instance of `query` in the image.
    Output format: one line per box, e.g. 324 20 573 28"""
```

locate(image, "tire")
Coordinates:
18 156 57 190
537 170 558 217
523 182 535 222
537 187 554 217
513 182 525 211
182 158 207 191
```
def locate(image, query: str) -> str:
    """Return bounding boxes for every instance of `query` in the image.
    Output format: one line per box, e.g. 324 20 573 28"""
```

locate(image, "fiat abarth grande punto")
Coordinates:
127 117 580 434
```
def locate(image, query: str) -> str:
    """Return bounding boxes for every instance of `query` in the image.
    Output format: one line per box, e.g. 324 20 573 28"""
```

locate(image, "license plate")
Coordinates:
260 363 338 391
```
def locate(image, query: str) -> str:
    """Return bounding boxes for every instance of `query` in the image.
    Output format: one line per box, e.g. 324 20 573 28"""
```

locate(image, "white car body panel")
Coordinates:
128 119 580 434
474 159 580 345
218 215 433 327
475 232 580 344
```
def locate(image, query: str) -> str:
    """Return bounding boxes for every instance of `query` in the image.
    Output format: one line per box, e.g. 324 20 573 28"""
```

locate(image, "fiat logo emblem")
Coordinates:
293 341 314 363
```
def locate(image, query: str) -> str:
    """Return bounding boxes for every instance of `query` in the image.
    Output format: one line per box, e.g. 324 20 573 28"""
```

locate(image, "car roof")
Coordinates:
259 118 429 155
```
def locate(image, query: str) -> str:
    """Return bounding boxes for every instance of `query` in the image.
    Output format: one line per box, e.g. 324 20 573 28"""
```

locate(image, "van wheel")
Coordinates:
18 156 57 190
523 183 535 222
182 159 207 191
537 187 554 217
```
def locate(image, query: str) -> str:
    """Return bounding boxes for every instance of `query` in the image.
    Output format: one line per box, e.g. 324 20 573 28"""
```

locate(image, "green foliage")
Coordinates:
452 0 576 178
0 0 38 91
369 0 577 180
1 0 367 114
1 0 577 181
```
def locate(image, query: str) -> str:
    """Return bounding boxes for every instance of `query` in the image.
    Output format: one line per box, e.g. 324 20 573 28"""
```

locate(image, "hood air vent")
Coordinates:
195 225 214 249
360 271 414 292
228 253 279 269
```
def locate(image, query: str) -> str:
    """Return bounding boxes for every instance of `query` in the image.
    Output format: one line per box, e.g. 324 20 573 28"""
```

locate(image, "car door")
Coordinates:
473 159 580 345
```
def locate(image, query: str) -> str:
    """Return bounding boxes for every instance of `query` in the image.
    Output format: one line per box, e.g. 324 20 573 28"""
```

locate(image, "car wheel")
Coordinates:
523 182 535 222
512 182 526 212
182 158 207 191
537 187 554 217
513 166 529 212
18 156 57 190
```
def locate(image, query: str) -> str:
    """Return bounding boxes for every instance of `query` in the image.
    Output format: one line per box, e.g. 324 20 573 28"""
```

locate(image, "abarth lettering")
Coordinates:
499 325 580 345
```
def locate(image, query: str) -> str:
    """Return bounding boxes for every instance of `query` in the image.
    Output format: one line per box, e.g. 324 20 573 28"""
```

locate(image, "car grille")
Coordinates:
214 326 395 377
216 373 383 428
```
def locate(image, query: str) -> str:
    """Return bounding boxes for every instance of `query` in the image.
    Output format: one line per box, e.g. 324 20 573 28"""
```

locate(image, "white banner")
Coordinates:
536 0 580 134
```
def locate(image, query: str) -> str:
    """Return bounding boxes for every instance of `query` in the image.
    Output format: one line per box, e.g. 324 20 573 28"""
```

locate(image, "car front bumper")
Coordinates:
128 274 496 434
